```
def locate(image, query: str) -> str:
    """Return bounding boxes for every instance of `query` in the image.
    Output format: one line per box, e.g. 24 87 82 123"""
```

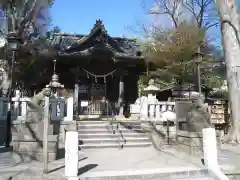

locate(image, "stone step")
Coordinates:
77 120 141 125
77 120 111 125
79 168 216 180
78 128 145 134
78 133 147 138
79 142 152 149
78 123 141 129
78 126 142 131
79 137 150 144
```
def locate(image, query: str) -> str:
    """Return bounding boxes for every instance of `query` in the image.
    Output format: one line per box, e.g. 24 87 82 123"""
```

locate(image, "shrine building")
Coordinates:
51 20 146 116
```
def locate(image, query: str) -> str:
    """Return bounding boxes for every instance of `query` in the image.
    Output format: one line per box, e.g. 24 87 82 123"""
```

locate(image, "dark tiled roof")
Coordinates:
50 19 142 58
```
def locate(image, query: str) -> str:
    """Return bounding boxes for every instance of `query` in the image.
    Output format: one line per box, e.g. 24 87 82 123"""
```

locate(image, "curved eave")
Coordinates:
58 48 94 58
57 47 145 64
64 27 110 53
113 55 145 64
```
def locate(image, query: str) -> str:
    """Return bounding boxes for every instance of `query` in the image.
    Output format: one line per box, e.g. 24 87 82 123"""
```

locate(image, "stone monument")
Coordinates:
140 79 166 149
177 95 221 156
186 95 212 132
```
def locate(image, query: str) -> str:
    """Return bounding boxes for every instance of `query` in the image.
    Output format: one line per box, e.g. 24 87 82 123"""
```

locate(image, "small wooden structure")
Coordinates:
207 95 230 133
156 84 212 101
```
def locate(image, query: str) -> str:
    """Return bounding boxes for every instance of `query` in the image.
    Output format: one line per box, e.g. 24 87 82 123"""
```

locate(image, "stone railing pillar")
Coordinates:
202 128 229 180
20 99 27 121
65 123 78 180
202 128 219 168
65 97 74 121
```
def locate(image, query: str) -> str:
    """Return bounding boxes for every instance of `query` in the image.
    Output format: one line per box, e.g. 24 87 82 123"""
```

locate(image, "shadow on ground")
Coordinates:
47 157 88 174
78 164 98 176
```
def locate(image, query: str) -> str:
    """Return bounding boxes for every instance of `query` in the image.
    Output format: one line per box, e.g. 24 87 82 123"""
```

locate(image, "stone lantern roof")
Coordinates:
46 60 64 89
46 73 64 89
144 79 160 92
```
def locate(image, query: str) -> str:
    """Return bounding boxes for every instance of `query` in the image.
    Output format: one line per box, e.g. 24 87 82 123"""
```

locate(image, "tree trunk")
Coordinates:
215 0 240 144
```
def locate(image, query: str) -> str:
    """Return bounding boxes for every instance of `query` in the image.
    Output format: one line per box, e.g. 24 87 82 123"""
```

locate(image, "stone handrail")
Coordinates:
0 97 73 121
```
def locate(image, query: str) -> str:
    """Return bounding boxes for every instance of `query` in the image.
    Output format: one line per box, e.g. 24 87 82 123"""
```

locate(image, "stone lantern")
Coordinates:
144 79 160 104
139 79 160 120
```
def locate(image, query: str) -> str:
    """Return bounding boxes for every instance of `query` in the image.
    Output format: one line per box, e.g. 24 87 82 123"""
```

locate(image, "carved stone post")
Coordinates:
118 76 124 115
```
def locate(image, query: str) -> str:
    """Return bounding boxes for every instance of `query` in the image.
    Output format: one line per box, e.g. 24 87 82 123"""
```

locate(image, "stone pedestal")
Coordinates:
176 131 221 156
11 121 59 162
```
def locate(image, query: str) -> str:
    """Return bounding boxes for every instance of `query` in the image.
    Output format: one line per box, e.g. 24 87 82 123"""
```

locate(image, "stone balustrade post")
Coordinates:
20 98 27 121
65 97 74 121
202 128 219 168
65 122 78 180
202 128 229 180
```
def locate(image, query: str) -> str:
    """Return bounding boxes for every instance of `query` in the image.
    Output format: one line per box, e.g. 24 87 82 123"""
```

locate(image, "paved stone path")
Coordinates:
0 144 239 179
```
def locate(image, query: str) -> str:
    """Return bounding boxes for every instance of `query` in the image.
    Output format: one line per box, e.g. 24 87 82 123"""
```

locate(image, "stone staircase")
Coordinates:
78 120 152 149
79 168 219 180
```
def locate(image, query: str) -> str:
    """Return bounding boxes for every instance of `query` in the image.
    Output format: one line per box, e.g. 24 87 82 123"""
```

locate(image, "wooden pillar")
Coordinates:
73 67 80 117
74 84 79 116
118 75 124 115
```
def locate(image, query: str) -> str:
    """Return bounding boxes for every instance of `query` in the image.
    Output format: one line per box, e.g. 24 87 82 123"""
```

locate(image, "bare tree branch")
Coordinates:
149 0 182 28
149 0 218 32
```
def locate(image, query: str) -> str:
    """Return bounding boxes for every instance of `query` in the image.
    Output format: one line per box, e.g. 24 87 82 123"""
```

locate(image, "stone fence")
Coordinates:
131 101 177 121
0 97 74 121
148 102 176 121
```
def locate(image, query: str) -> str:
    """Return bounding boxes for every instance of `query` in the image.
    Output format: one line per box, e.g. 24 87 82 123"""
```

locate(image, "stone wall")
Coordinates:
140 121 221 156
10 120 76 162
176 131 221 156
0 120 74 147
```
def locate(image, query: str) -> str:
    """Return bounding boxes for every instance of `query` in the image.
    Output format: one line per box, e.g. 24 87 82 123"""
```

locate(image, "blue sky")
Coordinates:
50 0 152 37
50 0 240 46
